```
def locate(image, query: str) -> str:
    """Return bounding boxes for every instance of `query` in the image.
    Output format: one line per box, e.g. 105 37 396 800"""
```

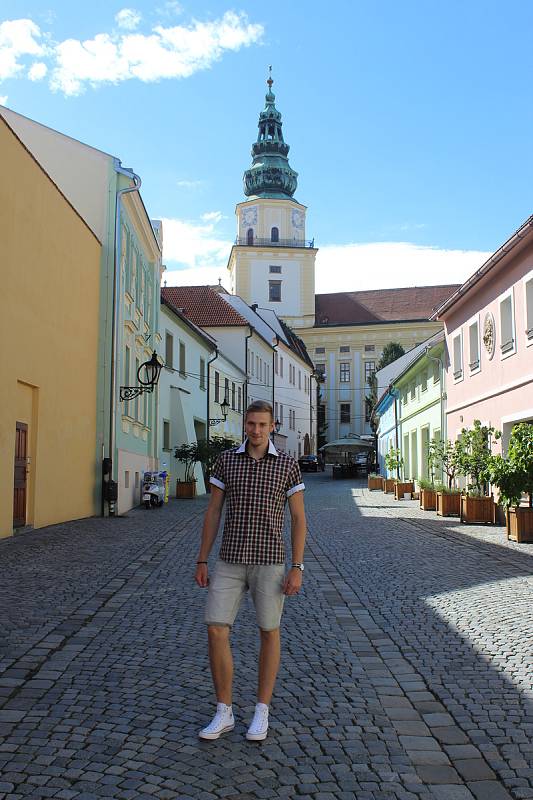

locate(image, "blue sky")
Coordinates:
1 0 532 292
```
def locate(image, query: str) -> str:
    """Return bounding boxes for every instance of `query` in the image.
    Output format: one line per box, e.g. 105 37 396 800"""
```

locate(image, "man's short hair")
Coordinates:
245 400 274 420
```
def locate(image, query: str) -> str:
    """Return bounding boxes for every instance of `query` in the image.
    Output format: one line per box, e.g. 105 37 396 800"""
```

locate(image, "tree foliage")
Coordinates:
489 422 533 508
377 342 405 371
455 420 501 496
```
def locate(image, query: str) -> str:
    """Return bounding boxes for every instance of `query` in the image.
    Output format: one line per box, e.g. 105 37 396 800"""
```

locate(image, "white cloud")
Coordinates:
28 61 47 80
0 95 7 104
176 178 205 189
0 18 46 80
201 211 223 223
115 9 142 31
161 213 232 277
315 241 491 293
50 11 263 95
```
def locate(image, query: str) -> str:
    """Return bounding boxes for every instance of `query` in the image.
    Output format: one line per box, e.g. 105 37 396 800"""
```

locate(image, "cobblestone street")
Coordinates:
1 474 532 800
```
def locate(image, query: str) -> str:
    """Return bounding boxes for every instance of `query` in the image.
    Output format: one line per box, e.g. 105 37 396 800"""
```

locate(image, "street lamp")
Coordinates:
120 351 163 401
210 396 230 426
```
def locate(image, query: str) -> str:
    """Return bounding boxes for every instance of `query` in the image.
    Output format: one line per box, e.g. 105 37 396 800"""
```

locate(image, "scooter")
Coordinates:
142 471 165 509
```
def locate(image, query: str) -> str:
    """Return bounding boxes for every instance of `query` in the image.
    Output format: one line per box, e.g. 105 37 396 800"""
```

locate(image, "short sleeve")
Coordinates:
210 454 226 491
285 459 305 498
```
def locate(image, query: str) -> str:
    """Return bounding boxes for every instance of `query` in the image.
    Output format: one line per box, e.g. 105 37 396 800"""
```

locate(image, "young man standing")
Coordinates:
195 400 307 741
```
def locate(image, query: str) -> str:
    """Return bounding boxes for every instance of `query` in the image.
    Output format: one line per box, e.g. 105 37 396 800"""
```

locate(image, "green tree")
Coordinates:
377 342 405 371
489 423 533 508
384 447 403 479
428 438 461 490
455 420 501 496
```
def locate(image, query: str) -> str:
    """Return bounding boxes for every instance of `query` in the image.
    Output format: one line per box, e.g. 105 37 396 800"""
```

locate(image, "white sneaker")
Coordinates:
198 703 235 740
246 703 269 741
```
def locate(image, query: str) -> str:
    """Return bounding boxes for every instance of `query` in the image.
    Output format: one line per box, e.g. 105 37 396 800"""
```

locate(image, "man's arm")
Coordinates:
283 490 307 595
195 486 225 588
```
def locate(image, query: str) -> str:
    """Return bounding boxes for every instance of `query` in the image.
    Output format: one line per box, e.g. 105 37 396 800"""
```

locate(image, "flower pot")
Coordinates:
506 507 533 543
368 476 383 491
420 489 437 511
436 491 461 517
176 480 197 499
460 494 495 524
394 481 414 500
384 478 396 493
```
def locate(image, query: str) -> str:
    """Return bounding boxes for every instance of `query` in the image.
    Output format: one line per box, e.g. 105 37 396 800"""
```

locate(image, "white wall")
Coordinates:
249 255 302 317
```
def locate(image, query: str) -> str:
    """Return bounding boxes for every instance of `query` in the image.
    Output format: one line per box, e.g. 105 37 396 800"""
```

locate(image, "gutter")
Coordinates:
243 325 253 439
206 349 219 447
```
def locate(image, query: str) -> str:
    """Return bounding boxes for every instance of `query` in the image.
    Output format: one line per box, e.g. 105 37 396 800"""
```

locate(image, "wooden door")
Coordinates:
13 422 28 528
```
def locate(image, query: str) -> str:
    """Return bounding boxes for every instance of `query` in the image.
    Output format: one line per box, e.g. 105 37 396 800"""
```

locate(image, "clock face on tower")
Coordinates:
291 208 304 230
242 206 257 226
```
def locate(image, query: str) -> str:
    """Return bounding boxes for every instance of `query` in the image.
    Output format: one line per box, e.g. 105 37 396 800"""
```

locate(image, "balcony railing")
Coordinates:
235 237 315 248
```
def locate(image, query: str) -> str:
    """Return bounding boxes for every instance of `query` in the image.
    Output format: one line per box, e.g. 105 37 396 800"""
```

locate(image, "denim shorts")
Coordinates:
205 559 286 631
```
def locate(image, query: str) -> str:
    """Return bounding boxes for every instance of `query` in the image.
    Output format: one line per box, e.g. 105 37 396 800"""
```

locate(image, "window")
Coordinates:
259 358 262 382
179 341 186 376
231 382 236 410
269 264 281 273
340 346 350 353
238 386 242 412
365 344 375 352
339 362 350 382
364 361 375 385
340 403 351 424
433 361 440 383
275 401 278 420
525 273 533 344
247 228 254 245
468 317 480 373
274 352 278 374
214 370 220 402
298 370 301 390
401 388 407 405
315 362 325 379
125 470 130 489
421 367 428 392
124 345 131 416
224 378 229 405
256 355 260 378
409 382 416 402
163 420 171 450
200 358 206 390
269 280 282 302
315 347 325 354
271 227 279 243
165 332 173 369
135 358 140 420
452 332 463 380
318 404 326 429
499 289 516 357
280 404 284 424
135 472 140 489
280 356 284 377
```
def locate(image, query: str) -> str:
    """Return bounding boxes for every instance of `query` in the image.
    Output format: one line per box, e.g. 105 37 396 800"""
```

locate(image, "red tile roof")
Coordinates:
315 284 460 326
161 286 249 327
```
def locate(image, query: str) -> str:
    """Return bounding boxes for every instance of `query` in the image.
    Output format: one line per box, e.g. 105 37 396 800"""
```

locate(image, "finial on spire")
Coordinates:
267 64 273 91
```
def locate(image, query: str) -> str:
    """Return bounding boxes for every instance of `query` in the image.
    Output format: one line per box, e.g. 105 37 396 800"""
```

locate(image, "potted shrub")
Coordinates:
418 478 437 511
367 472 383 491
455 420 500 524
384 447 403 493
430 438 462 517
173 442 200 498
489 423 533 543
394 479 415 500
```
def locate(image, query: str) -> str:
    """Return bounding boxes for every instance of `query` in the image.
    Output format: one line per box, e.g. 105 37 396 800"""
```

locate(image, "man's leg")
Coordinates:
257 627 281 705
207 624 233 705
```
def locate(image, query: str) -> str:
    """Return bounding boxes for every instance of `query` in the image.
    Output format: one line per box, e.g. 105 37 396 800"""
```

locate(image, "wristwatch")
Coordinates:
291 563 304 572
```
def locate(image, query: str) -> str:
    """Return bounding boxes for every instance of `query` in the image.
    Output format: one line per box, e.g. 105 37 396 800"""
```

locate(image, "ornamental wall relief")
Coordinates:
483 312 496 359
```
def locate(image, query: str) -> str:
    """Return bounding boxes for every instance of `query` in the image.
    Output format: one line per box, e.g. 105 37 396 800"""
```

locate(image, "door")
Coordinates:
13 422 28 528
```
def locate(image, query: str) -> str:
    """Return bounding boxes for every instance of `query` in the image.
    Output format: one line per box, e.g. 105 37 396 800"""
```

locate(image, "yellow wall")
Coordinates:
0 117 101 537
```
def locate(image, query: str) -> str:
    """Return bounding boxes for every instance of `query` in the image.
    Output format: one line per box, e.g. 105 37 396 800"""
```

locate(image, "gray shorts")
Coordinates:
205 560 286 631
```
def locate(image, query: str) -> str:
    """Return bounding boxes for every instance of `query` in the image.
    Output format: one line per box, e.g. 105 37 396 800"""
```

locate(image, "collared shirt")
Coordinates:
210 439 305 564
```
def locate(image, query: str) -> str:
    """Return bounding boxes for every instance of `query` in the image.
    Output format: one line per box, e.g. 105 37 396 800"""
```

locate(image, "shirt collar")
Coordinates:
237 438 279 457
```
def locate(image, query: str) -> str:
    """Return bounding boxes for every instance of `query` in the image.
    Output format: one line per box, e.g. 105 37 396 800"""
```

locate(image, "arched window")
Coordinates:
271 227 279 243
247 228 254 245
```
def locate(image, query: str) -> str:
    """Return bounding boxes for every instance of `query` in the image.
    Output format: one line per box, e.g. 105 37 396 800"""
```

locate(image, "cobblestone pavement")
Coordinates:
0 473 532 800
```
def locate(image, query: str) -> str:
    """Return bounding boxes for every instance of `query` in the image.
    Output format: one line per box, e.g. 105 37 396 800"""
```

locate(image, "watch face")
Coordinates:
291 208 304 229
242 206 257 226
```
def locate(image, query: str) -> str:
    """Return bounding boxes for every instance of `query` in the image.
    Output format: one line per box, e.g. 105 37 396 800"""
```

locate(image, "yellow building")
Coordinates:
0 114 101 538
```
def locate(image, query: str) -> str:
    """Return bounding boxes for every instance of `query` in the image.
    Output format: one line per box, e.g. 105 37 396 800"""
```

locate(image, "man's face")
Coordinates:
245 411 275 448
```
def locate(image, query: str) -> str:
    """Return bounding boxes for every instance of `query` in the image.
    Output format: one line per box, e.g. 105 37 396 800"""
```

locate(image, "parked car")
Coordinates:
298 454 320 472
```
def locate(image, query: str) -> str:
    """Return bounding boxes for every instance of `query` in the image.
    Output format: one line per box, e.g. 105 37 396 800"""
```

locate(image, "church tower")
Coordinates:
227 71 317 329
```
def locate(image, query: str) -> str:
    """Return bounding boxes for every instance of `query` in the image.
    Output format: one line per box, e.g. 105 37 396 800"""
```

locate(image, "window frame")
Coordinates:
269 264 281 274
199 357 206 390
165 331 173 369
499 287 516 359
467 313 481 375
271 227 279 243
340 402 351 424
523 269 533 348
163 420 171 451
339 361 351 383
214 370 220 403
452 330 464 383
269 280 282 302
179 341 186 377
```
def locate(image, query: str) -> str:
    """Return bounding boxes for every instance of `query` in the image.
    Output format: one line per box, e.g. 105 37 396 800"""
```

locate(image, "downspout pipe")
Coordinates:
109 163 141 493
390 385 400 479
206 348 219 446
243 326 253 440
425 347 445 441
272 334 279 418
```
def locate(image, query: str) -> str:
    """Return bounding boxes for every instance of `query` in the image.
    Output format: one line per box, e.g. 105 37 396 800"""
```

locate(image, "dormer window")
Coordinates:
271 227 279 243
247 228 254 245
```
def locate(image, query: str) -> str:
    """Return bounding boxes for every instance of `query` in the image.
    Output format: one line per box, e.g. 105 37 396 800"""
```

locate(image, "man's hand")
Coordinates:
195 563 209 588
283 567 303 596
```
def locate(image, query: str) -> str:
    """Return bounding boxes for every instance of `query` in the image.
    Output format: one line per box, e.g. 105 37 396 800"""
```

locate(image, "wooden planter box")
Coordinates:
420 489 437 510
506 507 533 543
460 494 496 524
436 491 461 517
394 481 415 500
368 476 383 491
176 480 197 499
384 478 396 493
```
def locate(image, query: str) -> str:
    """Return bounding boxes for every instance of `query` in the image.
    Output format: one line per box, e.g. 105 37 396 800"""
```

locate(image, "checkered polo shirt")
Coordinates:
209 439 305 565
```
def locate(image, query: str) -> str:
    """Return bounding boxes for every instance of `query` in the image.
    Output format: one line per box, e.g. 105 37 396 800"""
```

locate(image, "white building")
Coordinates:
209 351 247 445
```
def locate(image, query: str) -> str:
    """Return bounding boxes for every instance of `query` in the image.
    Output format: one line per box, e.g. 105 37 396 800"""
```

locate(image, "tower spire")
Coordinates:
243 69 298 199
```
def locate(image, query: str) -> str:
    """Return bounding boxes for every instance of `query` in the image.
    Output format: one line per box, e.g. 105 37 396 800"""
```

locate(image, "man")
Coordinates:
195 400 307 742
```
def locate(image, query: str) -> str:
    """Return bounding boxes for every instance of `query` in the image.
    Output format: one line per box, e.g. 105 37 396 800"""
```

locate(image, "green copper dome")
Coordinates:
243 71 298 199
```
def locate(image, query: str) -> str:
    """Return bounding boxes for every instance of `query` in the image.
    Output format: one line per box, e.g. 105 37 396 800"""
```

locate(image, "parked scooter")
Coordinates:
142 471 165 509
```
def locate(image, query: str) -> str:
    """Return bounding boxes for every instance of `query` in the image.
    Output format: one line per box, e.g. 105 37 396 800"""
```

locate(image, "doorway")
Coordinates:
13 422 28 528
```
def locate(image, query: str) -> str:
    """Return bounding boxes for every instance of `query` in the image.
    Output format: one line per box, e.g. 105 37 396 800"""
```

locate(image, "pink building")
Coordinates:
433 215 533 452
